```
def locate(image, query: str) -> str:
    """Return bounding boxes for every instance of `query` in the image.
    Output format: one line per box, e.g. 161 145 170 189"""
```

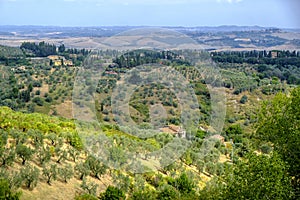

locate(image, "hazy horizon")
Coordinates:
0 24 296 29
0 0 299 29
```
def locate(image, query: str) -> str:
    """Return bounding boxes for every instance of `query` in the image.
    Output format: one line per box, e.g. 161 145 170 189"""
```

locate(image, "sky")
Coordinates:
0 0 299 28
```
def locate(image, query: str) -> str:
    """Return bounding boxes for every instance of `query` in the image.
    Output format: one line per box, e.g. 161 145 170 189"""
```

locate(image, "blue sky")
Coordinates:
0 0 299 28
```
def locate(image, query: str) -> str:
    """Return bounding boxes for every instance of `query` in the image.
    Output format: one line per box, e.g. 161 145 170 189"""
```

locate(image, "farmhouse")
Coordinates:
47 55 73 66
160 125 186 138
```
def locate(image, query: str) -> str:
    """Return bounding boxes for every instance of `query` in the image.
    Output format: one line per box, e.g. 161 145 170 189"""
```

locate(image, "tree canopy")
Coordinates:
256 87 300 197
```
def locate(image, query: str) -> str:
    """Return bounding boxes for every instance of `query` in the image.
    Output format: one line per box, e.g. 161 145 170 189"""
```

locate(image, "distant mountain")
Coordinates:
0 25 292 38
172 25 276 32
1 25 299 50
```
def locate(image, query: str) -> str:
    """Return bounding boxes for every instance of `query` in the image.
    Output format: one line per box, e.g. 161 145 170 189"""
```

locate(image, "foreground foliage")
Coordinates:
256 87 300 197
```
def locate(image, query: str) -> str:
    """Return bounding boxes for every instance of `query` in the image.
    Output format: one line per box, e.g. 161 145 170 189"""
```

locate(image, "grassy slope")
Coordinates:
1 106 231 199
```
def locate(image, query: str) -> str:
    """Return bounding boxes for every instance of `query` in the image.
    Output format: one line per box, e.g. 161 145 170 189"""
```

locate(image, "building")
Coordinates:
47 55 73 66
63 60 73 66
160 125 186 138
47 55 60 60
271 51 279 58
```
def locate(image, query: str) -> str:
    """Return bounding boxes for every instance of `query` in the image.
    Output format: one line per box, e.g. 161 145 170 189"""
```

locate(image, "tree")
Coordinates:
108 146 127 168
86 155 107 179
157 184 179 200
75 162 90 180
225 124 243 143
218 152 294 200
215 163 224 176
16 144 34 165
205 162 216 175
28 130 44 147
0 178 21 200
58 164 74 183
68 147 80 162
99 186 125 200
46 132 57 146
173 172 195 195
42 164 57 185
239 95 248 104
225 124 243 137
0 130 8 147
68 132 83 150
32 97 44 106
20 164 40 189
20 41 57 57
0 147 15 167
113 173 132 193
80 178 98 196
256 87 300 195
55 148 67 164
130 188 156 200
58 44 66 53
196 160 205 173
36 146 51 165
10 130 26 145
0 168 23 191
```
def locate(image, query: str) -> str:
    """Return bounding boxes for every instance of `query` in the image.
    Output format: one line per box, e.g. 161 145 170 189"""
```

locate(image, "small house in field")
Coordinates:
47 55 60 60
47 55 73 66
160 125 186 138
63 59 74 66
53 60 62 66
271 51 279 58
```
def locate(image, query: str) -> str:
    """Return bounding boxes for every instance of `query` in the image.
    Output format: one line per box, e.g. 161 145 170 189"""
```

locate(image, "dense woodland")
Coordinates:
0 44 299 199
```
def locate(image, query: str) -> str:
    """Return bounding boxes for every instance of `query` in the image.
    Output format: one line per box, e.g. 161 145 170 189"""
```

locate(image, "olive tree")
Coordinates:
20 164 40 189
42 164 57 185
16 144 34 165
58 164 74 183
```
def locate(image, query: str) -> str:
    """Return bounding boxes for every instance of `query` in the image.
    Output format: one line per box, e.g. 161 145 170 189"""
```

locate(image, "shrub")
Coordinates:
99 186 125 200
240 95 248 104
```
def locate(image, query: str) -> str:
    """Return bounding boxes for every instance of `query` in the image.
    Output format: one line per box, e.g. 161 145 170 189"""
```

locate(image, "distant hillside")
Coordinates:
1 25 299 50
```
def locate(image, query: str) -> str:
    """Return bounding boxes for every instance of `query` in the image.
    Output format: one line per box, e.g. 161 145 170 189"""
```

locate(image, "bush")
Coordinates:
0 178 21 199
99 186 125 200
260 144 273 154
45 96 53 103
75 194 98 200
240 95 248 104
32 97 44 106
35 90 40 95
103 116 110 122
157 184 179 200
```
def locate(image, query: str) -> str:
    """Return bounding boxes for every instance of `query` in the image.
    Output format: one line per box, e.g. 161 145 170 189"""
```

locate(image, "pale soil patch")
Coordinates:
52 100 73 119
273 32 300 40
219 154 229 163
18 142 113 200
20 178 82 200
